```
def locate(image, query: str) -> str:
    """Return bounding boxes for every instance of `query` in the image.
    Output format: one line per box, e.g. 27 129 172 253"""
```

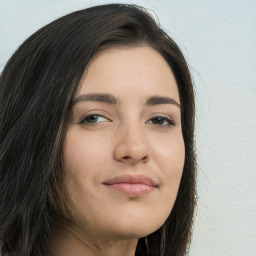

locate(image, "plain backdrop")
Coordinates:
1 0 255 255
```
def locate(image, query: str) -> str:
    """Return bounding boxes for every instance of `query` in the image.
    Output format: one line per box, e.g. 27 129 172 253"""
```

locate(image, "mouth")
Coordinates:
103 174 158 197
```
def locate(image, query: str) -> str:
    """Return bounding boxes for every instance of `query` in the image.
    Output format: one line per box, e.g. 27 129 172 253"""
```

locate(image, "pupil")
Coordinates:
152 117 164 124
86 115 98 123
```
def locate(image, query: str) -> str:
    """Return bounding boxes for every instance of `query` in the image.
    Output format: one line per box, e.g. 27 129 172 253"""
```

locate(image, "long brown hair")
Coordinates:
0 4 196 256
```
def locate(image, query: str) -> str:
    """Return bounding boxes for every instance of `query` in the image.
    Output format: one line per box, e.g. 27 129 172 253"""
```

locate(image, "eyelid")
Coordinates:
146 113 176 126
78 110 111 124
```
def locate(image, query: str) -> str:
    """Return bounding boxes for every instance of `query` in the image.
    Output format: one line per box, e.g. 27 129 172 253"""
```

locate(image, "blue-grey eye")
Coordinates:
85 115 99 123
81 114 108 124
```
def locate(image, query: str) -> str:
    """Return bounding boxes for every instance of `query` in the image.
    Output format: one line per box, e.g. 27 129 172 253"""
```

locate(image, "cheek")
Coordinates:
62 129 111 222
63 128 109 175
152 131 185 196
62 129 110 200
165 139 185 178
153 130 185 172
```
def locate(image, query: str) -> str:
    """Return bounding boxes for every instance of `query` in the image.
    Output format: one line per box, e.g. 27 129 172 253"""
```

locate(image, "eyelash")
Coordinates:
79 113 176 127
78 113 110 125
146 116 176 126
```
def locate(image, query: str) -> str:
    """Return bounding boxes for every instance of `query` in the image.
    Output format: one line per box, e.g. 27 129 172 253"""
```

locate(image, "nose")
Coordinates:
113 124 150 164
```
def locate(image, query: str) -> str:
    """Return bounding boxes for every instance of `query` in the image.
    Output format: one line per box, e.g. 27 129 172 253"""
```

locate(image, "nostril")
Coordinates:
123 156 131 160
142 156 147 160
122 155 148 161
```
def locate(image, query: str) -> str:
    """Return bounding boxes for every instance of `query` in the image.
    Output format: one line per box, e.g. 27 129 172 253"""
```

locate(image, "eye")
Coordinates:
146 116 175 126
79 114 109 125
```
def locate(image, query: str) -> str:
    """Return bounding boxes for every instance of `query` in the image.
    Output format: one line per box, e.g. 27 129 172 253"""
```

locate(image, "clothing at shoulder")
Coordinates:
0 245 6 256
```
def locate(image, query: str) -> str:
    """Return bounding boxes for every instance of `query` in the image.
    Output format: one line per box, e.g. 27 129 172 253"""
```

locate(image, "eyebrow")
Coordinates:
73 93 118 105
73 93 180 108
145 96 180 108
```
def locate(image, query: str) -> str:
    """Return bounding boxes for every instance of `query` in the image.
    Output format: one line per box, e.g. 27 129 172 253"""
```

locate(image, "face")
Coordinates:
63 46 185 242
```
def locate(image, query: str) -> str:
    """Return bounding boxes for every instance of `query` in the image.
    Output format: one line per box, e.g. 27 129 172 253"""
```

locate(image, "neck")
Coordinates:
50 226 138 256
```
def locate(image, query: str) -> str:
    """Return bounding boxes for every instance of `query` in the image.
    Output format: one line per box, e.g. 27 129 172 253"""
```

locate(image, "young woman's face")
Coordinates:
63 46 185 241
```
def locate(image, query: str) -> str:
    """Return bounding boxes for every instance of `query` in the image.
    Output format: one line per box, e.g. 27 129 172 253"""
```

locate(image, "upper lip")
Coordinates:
103 174 158 187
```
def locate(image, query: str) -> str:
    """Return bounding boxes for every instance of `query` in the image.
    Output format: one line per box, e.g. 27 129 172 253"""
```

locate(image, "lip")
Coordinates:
103 174 158 197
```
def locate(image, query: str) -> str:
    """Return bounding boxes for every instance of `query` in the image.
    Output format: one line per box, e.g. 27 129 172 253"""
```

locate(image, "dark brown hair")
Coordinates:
0 4 196 256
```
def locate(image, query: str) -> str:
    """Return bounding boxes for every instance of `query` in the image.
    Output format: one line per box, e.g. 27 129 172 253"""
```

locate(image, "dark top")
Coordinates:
0 245 6 256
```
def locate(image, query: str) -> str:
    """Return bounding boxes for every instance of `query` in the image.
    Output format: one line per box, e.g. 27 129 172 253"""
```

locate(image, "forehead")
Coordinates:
76 46 180 101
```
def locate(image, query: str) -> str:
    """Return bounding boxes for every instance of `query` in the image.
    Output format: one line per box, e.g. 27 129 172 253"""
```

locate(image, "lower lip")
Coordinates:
105 183 155 197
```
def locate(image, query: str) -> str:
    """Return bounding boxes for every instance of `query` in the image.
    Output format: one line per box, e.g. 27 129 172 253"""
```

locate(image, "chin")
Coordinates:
117 204 171 236
107 215 166 240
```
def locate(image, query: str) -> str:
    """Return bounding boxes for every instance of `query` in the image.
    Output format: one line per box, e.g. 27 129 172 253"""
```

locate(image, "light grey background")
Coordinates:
1 0 256 255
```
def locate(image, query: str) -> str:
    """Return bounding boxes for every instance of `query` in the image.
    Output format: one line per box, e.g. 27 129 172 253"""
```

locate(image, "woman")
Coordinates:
0 4 196 256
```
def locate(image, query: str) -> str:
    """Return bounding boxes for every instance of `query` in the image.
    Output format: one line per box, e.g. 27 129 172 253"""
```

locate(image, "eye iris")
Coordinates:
86 115 98 123
152 117 165 124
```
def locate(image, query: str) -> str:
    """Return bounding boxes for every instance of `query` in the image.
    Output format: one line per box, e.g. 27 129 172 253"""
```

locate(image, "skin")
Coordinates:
54 46 185 256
